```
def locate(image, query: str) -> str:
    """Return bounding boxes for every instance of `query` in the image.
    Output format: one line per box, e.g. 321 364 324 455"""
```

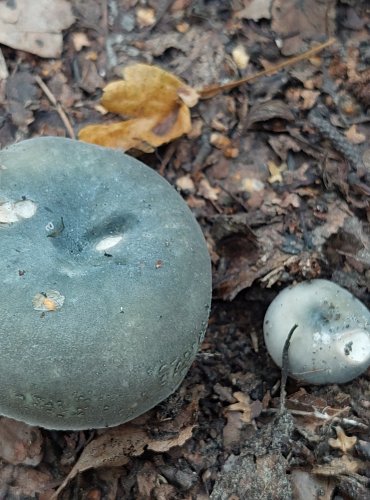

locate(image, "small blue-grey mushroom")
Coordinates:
263 279 370 384
0 137 212 430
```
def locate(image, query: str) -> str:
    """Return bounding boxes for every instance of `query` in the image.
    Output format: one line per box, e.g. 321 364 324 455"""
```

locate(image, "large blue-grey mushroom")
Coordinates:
0 137 212 430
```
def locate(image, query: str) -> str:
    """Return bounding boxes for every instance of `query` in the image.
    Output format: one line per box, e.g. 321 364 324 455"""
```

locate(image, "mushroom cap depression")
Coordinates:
0 138 212 430
263 279 370 384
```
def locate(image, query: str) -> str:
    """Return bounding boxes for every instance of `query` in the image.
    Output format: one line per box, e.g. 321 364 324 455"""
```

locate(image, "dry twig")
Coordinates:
199 38 336 99
35 75 75 139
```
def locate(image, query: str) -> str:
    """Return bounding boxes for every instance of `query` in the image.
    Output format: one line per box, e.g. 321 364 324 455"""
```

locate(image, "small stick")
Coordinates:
199 38 335 99
263 408 368 430
280 324 298 413
35 75 76 139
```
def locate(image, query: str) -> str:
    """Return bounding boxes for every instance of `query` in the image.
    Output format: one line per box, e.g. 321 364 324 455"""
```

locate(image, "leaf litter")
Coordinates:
51 385 203 498
1 1 370 498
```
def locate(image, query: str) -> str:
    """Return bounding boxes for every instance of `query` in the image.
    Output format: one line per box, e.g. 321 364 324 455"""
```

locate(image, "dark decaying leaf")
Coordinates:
246 100 295 129
52 386 203 498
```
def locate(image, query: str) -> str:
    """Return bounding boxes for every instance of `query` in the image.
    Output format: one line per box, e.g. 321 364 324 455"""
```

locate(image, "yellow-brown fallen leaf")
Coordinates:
79 64 197 152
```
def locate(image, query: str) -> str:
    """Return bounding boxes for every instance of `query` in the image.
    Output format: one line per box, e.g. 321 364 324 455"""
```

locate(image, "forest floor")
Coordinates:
0 0 369 499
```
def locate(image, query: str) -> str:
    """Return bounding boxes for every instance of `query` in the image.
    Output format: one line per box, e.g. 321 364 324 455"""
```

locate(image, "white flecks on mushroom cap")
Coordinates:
14 200 37 219
263 279 370 384
0 202 19 223
0 199 37 224
338 329 370 364
32 290 65 312
95 234 124 252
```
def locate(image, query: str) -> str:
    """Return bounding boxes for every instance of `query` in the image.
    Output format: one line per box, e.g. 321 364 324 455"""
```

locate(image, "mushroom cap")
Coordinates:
263 279 370 384
0 137 212 430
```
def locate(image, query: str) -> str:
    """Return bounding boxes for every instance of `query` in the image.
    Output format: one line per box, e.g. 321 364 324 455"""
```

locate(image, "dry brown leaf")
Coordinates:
223 410 245 449
271 388 352 436
72 32 90 52
311 202 350 249
136 462 158 499
328 426 357 454
177 85 200 108
0 0 74 58
271 0 335 55
225 392 253 424
345 124 366 144
0 465 55 498
213 216 289 300
197 178 220 202
0 417 43 466
280 192 301 208
267 160 287 184
241 177 265 194
148 424 195 452
79 64 198 152
224 390 263 450
136 7 156 28
52 385 202 498
246 100 295 129
268 134 302 161
210 132 232 150
52 422 195 498
50 425 146 497
299 90 320 110
223 391 262 449
286 388 351 417
210 131 239 159
291 469 336 500
312 455 363 476
176 175 196 194
236 0 272 21
79 117 160 153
